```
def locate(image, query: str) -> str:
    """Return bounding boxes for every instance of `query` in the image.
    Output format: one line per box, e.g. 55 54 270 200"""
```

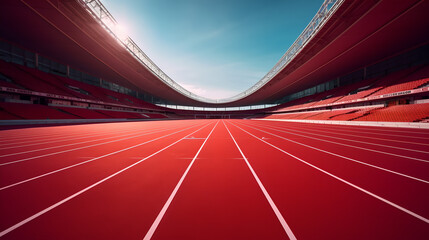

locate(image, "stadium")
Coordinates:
0 0 428 239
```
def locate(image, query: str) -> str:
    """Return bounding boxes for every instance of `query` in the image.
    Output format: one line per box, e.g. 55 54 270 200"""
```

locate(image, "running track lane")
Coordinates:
231 120 429 219
264 121 429 151
0 121 154 145
0 120 205 192
146 120 291 240
0 120 211 234
256 120 429 143
249 121 429 160
0 121 191 164
226 120 429 239
243 121 429 181
0 121 214 239
0 119 428 239
0 121 203 187
0 124 157 154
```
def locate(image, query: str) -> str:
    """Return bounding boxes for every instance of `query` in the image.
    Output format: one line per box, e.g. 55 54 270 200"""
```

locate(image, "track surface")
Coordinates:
0 119 428 239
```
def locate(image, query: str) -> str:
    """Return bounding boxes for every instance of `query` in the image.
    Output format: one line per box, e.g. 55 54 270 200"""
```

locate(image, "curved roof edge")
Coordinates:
79 0 343 104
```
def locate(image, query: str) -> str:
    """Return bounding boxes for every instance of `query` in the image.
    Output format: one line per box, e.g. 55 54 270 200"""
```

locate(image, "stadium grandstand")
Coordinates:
0 0 428 239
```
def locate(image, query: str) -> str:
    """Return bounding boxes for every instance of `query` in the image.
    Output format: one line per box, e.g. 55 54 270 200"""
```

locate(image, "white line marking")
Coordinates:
0 123 206 191
232 122 429 224
243 121 429 163
223 121 297 240
0 127 166 158
0 122 212 237
0 131 102 148
236 121 429 184
254 123 429 154
0 125 186 166
277 124 429 147
0 128 141 150
0 131 96 144
318 123 429 135
288 122 429 139
143 121 219 240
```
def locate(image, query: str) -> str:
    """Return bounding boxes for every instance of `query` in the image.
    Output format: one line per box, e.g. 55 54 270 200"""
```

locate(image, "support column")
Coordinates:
35 53 39 69
66 65 70 78
363 67 367 80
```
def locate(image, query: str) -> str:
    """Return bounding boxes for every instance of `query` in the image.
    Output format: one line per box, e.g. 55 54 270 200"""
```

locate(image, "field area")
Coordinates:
0 119 428 239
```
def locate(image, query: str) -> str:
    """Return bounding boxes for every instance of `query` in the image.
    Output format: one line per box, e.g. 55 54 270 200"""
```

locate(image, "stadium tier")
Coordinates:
0 101 76 120
263 63 429 122
1 57 428 122
1 0 429 239
356 103 429 122
0 59 170 121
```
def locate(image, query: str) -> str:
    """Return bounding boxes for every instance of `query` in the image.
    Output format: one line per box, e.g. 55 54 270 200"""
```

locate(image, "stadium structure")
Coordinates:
0 0 428 239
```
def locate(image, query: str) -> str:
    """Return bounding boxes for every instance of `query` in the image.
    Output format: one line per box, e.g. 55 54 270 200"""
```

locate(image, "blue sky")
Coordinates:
101 0 323 100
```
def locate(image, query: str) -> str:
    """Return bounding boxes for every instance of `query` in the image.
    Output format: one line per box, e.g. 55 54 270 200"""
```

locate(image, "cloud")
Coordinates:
153 51 269 100
180 84 239 100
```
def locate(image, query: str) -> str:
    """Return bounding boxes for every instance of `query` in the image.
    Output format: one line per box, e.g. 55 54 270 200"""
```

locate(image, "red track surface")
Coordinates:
0 120 428 239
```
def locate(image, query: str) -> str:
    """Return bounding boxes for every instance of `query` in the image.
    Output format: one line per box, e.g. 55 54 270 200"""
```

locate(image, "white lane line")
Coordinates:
143 121 219 240
0 131 94 144
0 127 166 158
0 127 142 150
293 123 429 139
0 125 186 167
323 124 429 136
0 123 207 191
0 122 172 146
236 121 429 184
232 122 429 224
223 121 297 240
252 123 429 154
0 127 129 147
242 121 429 163
0 131 102 147
0 122 213 238
275 124 429 147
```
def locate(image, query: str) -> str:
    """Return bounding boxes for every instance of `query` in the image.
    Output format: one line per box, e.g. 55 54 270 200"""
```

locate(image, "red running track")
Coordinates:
0 119 428 239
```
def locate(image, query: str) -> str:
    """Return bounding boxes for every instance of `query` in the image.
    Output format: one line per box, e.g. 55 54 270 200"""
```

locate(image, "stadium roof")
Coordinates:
1 0 428 107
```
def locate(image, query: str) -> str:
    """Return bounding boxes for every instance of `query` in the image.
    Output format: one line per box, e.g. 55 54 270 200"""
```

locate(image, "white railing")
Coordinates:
156 104 278 111
78 0 343 104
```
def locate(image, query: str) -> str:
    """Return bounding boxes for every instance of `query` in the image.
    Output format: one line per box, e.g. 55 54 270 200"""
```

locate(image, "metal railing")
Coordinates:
156 103 278 111
78 0 343 104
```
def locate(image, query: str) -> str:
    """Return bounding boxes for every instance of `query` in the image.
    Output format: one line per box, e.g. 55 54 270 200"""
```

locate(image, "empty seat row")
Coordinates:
356 103 429 122
0 102 77 120
272 64 429 112
0 60 164 111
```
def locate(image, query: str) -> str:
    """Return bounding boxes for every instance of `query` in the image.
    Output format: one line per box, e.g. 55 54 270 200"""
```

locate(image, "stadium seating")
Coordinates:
0 102 77 119
95 109 145 119
1 58 428 122
55 106 110 119
265 111 322 120
0 107 21 120
0 61 74 97
356 103 429 122
0 60 167 109
142 113 168 119
333 78 382 103
304 109 356 120
0 75 24 89
266 108 373 121
270 64 429 116
362 66 429 97
370 77 428 96
265 103 429 122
